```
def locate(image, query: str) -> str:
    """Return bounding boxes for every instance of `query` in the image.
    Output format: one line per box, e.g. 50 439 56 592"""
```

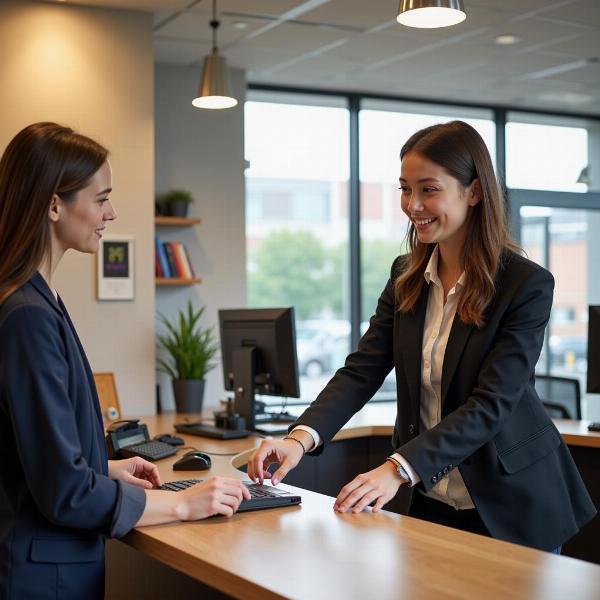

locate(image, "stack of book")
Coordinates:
155 237 196 279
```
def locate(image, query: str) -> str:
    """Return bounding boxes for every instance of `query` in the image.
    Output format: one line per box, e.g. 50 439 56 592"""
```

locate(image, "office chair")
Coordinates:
93 372 122 422
535 374 582 420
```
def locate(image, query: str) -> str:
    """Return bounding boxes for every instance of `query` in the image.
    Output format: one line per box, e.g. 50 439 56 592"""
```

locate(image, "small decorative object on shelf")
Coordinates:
157 189 194 218
157 302 219 413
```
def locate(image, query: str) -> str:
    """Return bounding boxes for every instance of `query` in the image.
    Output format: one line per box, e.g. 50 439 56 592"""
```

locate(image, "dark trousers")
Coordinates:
408 491 490 537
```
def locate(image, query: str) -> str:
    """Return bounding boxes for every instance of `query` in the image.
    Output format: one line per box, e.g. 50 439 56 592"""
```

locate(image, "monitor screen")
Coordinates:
588 306 600 394
218 308 300 399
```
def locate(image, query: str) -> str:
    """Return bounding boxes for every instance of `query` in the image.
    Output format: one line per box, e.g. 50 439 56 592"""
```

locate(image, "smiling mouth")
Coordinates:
413 217 437 226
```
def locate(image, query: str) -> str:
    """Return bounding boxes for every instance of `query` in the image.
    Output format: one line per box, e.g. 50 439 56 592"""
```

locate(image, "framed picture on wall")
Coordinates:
96 235 135 301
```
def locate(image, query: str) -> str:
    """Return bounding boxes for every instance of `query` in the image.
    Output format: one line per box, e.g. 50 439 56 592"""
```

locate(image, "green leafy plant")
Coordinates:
157 302 219 380
161 189 194 206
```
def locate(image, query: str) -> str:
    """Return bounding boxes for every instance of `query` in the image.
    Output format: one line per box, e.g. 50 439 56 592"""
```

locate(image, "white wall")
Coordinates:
154 63 247 412
0 0 156 415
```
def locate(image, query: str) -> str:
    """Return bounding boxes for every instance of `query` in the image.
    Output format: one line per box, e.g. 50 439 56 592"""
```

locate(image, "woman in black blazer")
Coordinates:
248 120 596 553
0 123 250 600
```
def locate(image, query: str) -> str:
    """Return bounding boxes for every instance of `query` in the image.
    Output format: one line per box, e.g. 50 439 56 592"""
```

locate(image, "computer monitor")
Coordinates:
587 306 600 394
218 308 300 430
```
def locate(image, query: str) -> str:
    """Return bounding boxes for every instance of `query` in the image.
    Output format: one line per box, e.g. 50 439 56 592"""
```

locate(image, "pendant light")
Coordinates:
397 0 466 29
192 0 237 110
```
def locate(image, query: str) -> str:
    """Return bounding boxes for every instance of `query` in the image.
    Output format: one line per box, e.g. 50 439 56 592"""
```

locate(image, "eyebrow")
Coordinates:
96 188 112 196
398 177 441 183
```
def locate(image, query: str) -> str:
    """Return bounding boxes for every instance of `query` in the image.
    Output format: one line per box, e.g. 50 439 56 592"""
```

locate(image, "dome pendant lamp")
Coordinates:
192 0 237 109
397 0 467 29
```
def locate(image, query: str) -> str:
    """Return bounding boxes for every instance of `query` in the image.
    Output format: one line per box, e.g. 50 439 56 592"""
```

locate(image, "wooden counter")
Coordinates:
106 409 600 600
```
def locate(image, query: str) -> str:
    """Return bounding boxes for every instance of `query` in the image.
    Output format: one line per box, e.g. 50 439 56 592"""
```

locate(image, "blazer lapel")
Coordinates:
441 315 475 407
400 284 429 413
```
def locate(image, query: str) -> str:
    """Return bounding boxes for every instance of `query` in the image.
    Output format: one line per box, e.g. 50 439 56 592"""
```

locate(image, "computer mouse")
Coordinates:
154 433 185 446
173 450 212 471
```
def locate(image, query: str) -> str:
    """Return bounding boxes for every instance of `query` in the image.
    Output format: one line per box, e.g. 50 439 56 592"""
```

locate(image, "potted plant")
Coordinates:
160 189 194 218
157 302 219 413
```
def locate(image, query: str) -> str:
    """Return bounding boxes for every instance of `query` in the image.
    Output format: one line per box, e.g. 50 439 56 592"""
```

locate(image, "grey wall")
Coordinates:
154 63 247 412
0 0 156 416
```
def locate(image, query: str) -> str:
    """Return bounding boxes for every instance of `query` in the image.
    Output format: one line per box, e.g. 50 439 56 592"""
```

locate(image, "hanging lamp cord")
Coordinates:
210 0 220 53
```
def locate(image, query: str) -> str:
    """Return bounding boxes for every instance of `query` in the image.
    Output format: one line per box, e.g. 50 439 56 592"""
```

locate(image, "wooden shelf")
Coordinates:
156 277 202 286
155 216 202 226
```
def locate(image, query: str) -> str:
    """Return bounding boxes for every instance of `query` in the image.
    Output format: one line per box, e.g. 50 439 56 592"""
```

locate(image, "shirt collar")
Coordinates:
423 245 466 290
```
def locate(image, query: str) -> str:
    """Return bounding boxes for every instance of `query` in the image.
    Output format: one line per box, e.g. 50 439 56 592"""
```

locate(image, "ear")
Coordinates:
48 194 61 223
467 178 482 207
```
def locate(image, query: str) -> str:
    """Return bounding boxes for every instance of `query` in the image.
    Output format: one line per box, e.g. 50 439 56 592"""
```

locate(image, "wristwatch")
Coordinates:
386 456 411 484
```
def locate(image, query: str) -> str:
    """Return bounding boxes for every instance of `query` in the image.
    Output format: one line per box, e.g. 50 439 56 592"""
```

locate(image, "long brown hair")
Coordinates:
0 122 108 304
394 120 519 327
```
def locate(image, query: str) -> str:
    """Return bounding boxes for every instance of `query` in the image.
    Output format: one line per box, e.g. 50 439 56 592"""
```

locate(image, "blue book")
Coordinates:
155 236 171 277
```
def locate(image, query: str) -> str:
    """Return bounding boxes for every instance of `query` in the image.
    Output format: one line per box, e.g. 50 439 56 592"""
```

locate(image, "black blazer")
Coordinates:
294 250 596 551
0 274 146 600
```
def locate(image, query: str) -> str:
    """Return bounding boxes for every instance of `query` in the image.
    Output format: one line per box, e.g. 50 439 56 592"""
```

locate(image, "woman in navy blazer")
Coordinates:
0 123 250 600
248 121 596 553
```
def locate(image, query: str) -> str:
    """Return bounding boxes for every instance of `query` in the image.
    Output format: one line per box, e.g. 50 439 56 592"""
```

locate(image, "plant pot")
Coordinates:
168 201 189 217
172 379 205 413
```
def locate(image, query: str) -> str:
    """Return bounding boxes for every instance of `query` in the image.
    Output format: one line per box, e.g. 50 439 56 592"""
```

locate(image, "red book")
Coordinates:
169 241 186 277
173 242 191 279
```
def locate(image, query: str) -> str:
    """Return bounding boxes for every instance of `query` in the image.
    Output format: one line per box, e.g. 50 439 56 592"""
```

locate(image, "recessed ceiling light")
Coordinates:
232 21 249 29
495 34 520 46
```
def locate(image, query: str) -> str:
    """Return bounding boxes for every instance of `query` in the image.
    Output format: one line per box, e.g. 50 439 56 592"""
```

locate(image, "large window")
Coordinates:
245 92 350 401
245 89 600 417
506 113 588 192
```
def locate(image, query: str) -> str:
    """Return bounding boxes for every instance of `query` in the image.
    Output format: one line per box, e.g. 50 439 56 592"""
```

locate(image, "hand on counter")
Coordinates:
108 457 161 489
247 437 307 485
334 461 408 514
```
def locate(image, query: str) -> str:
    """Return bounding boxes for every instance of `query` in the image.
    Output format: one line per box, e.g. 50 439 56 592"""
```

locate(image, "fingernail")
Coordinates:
272 479 278 486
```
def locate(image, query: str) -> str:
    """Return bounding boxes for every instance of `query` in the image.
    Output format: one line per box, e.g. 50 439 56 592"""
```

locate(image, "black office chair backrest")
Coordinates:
535 374 582 420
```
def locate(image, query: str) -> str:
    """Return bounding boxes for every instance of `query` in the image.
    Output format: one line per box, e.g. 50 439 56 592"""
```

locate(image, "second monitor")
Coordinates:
218 307 300 431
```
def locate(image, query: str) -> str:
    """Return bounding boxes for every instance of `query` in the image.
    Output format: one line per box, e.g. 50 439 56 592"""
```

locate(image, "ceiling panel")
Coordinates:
155 12 268 44
546 31 600 58
189 0 320 18
57 0 189 10
299 0 397 30
462 16 589 51
241 21 348 52
224 46 300 71
542 0 600 26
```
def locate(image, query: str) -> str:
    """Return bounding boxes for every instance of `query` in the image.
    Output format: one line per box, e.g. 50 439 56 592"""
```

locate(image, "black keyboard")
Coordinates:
174 422 249 439
159 479 285 499
159 478 203 491
158 479 302 512
120 440 178 461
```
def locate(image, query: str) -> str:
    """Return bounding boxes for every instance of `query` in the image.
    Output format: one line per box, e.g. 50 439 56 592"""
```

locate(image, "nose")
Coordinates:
407 192 423 213
104 200 117 222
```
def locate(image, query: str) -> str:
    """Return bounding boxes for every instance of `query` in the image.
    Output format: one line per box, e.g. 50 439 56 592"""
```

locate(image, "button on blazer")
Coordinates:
294 250 596 551
0 274 146 600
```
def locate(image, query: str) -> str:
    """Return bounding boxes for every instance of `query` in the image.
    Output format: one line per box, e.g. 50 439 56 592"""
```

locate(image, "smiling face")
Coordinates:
49 160 116 255
400 151 480 252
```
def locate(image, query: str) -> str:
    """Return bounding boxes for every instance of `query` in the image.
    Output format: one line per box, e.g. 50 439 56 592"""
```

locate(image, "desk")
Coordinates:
106 410 600 600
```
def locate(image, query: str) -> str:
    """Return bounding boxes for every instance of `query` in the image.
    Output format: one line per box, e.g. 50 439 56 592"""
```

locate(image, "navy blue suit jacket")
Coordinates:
294 250 596 551
0 274 146 600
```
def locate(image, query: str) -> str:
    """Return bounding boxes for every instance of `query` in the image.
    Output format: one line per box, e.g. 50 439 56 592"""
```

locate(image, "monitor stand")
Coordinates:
231 346 297 432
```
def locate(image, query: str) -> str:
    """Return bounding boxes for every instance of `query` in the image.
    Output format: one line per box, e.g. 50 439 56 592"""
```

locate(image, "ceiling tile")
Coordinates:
542 0 600 26
155 11 268 45
545 31 600 58
299 0 397 30
240 21 348 53
189 1 315 18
